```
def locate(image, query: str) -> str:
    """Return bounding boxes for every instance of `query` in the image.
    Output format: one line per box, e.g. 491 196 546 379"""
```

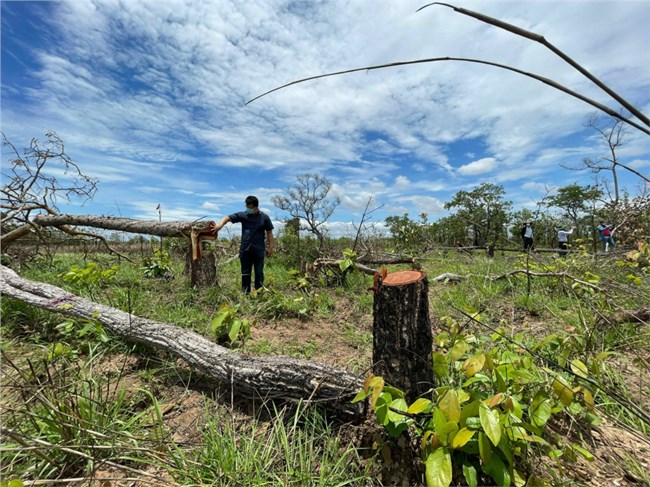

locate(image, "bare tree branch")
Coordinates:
418 2 650 128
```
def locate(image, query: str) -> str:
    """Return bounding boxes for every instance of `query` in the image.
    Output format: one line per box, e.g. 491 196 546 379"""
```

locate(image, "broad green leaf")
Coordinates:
484 453 511 487
513 469 526 487
439 389 461 423
425 448 452 487
408 397 433 414
433 352 448 378
228 320 242 343
451 427 475 448
552 376 574 406
530 392 552 428
462 464 478 487
387 398 409 422
478 432 492 464
460 400 480 427
351 389 368 403
438 422 459 446
3 480 25 487
211 313 228 333
495 369 507 393
383 386 405 398
433 408 447 434
570 359 589 379
463 353 486 378
375 393 390 425
479 404 501 446
449 340 470 362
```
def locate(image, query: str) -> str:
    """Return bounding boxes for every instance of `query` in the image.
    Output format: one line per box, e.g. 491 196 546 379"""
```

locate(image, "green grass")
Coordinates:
167 402 375 486
2 245 648 486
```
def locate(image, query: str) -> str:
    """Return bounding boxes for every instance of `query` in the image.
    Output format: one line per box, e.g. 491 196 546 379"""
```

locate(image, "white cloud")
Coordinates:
457 157 498 176
3 0 649 225
201 201 220 211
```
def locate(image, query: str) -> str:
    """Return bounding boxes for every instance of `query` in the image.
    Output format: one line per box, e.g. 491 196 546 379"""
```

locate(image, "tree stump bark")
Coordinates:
372 270 434 401
185 249 216 287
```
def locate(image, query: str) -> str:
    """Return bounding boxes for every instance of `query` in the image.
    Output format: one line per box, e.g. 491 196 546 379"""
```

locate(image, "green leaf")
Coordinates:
433 352 448 378
460 399 480 427
439 389 461 423
530 392 552 428
462 464 478 487
211 312 228 334
3 480 25 487
463 353 486 378
478 432 492 464
494 369 507 393
387 398 409 423
425 447 452 487
552 376 574 406
572 444 595 462
570 359 589 378
449 340 470 362
228 320 242 343
479 403 501 446
451 427 475 448
375 393 391 425
351 389 368 404
484 453 511 486
408 398 433 414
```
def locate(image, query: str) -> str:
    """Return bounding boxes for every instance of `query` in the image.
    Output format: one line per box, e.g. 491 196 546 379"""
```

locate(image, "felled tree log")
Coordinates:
372 270 434 400
32 214 208 237
0 265 364 420
33 214 218 287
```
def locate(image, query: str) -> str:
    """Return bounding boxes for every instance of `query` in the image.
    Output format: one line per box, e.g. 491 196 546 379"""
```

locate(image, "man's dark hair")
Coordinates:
245 195 259 207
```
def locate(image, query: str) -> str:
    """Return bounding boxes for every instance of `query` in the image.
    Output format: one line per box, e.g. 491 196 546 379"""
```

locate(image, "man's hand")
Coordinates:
266 247 273 257
208 221 220 235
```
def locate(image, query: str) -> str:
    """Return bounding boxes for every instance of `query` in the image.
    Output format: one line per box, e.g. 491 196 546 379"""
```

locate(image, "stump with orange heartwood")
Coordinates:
372 269 434 401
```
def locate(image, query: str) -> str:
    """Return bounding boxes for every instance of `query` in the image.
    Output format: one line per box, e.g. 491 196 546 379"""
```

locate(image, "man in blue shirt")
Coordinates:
212 196 274 294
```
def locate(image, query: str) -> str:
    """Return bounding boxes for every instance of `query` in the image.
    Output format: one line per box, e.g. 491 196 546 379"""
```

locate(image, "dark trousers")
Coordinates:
559 241 568 258
240 248 265 294
523 237 533 251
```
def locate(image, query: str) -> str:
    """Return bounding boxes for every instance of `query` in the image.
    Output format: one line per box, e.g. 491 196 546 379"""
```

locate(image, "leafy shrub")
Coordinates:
141 249 173 278
59 261 117 291
354 324 600 487
211 304 251 346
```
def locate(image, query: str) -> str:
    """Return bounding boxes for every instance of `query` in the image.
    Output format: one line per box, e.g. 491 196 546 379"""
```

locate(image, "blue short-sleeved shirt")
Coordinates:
228 211 274 252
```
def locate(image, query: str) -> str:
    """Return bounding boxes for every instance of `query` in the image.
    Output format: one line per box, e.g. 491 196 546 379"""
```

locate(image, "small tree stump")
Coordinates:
372 270 434 400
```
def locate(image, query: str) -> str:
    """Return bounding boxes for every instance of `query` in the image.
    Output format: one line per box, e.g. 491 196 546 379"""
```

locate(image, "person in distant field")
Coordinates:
520 220 534 252
556 226 574 258
597 221 615 252
211 195 274 294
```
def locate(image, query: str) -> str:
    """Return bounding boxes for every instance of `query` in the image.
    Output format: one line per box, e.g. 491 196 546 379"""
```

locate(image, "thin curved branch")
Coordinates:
418 2 650 128
246 57 650 136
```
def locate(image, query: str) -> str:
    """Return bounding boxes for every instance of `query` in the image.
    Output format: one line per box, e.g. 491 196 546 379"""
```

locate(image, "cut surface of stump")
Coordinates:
372 269 434 401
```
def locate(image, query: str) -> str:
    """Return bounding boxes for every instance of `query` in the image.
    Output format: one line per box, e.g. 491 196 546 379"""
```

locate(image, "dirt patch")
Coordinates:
248 298 373 371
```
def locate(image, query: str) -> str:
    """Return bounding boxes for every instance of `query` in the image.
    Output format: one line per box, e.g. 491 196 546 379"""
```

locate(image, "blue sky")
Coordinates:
2 0 649 237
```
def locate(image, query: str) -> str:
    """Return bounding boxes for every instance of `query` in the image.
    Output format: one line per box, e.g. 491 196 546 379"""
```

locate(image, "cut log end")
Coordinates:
382 270 426 287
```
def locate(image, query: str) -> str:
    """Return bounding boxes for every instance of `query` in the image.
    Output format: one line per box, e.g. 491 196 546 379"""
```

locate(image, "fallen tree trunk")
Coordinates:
32 214 209 238
0 265 364 420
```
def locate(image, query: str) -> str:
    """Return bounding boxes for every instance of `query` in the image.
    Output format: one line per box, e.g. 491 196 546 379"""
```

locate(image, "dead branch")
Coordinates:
489 269 603 291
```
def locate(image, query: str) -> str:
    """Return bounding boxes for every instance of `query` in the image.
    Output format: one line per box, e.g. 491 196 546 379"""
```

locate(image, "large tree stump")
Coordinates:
185 248 216 287
372 270 434 401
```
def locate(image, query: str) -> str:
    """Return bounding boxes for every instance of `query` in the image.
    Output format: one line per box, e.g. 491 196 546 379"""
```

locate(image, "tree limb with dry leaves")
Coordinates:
1 132 130 261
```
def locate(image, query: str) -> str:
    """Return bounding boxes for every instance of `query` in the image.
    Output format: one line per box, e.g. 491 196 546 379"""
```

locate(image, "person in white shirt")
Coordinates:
520 221 534 252
557 227 574 257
